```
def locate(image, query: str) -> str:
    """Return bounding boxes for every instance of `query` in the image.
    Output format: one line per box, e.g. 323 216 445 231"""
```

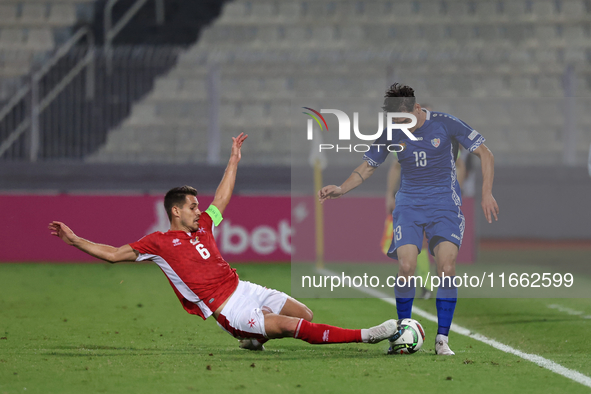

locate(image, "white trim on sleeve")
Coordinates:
469 136 485 152
363 154 380 167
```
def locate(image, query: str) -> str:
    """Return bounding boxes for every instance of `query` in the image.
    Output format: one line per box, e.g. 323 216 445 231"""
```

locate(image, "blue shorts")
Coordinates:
387 205 465 260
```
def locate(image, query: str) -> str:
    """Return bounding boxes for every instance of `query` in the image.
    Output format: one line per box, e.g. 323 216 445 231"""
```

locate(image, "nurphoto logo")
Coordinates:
303 107 418 154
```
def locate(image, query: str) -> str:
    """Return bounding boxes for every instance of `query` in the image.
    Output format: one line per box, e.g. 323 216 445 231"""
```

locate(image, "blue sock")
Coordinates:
436 276 457 336
394 277 416 319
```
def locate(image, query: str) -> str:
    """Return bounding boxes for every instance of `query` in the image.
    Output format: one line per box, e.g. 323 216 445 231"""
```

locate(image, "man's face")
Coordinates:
178 195 201 232
392 104 422 132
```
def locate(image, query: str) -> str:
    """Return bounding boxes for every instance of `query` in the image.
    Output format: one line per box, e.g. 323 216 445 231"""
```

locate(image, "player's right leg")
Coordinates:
391 215 422 320
417 237 434 296
217 282 398 346
263 312 398 345
394 245 419 320
387 207 425 320
262 289 397 343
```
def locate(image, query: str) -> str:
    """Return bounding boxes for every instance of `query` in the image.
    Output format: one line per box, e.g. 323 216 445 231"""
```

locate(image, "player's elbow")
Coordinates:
106 250 126 264
104 254 118 264
483 144 494 157
474 145 494 163
361 163 377 179
485 148 494 166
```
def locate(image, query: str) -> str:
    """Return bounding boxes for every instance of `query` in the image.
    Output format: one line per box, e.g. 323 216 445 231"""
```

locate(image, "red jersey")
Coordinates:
129 207 239 320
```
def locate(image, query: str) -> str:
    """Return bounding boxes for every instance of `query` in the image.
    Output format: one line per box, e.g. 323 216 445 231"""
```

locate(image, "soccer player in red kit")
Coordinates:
48 133 398 350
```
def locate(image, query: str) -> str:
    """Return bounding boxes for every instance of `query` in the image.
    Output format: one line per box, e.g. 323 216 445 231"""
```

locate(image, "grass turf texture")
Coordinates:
0 261 590 393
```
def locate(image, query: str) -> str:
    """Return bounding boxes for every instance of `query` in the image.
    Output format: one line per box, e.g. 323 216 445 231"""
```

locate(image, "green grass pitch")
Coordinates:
0 260 590 393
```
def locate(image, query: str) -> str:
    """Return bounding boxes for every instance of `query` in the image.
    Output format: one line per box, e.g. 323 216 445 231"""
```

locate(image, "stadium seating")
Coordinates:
72 0 591 165
0 0 93 101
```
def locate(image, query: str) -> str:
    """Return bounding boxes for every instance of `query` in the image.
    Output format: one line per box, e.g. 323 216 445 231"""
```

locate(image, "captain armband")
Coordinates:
205 205 224 226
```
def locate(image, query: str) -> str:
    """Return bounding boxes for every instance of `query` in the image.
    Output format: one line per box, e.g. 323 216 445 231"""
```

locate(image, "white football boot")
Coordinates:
367 319 399 344
239 338 265 351
435 334 455 355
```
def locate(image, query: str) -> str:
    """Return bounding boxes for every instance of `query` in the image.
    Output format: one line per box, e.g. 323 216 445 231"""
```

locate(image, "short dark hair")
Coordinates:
164 186 198 221
382 83 416 112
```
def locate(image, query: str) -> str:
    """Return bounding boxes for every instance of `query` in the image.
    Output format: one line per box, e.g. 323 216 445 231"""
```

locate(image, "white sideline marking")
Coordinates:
547 304 591 319
317 268 591 388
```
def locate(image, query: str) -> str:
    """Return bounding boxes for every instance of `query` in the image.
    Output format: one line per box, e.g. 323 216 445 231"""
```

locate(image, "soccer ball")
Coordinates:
388 318 425 354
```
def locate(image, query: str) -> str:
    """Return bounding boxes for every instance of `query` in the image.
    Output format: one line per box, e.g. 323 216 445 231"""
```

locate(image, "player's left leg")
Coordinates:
425 207 464 356
432 240 458 355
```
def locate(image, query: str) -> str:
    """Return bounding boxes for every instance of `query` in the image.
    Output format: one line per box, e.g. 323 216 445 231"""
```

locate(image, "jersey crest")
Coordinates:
431 138 440 148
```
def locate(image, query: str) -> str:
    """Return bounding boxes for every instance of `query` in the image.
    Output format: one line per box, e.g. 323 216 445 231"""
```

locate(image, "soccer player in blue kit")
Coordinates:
318 83 499 355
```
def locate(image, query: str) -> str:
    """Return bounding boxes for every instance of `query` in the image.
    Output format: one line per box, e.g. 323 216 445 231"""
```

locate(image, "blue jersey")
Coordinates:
363 110 485 207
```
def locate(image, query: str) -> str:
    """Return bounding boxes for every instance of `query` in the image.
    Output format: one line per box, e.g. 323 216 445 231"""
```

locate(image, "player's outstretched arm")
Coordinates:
211 133 248 215
318 161 376 204
472 144 499 223
48 221 138 263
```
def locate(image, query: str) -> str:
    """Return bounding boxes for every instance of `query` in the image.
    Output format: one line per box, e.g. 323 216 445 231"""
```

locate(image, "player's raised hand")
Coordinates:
230 133 248 162
48 221 78 245
318 185 344 204
481 194 499 224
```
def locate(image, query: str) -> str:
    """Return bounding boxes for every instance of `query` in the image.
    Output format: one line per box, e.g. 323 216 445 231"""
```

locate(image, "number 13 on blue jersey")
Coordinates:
413 151 427 167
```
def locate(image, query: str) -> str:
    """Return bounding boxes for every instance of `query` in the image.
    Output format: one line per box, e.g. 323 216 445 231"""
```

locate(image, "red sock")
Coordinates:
294 319 362 344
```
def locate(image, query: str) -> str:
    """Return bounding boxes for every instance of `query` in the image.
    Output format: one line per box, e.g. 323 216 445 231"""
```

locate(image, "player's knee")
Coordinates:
281 297 313 321
303 307 313 322
295 302 313 321
437 261 456 276
399 268 413 277
293 305 313 322
398 258 417 275
398 261 416 276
